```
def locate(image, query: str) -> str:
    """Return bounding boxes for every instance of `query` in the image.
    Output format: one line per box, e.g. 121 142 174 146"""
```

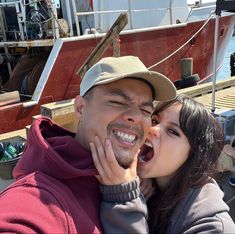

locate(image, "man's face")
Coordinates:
75 78 154 168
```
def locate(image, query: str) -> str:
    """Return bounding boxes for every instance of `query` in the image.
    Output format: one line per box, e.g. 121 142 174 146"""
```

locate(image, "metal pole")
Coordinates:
20 0 27 39
15 2 25 40
211 13 219 113
50 0 60 39
65 0 74 36
128 0 133 29
71 0 80 36
169 0 173 25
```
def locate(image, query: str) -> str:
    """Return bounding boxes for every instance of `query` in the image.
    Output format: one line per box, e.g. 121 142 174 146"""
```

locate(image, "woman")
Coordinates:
90 94 235 233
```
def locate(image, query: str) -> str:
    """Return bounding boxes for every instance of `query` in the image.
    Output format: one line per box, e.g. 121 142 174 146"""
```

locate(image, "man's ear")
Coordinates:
74 95 85 118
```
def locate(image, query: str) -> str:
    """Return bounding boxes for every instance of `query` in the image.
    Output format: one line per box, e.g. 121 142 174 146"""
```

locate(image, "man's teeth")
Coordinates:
114 130 136 143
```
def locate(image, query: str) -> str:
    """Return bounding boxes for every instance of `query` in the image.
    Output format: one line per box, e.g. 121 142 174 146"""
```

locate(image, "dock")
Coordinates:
0 76 235 221
178 76 235 109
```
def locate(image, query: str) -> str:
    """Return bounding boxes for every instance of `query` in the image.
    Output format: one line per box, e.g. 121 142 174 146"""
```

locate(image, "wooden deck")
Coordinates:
194 87 235 110
178 76 235 110
0 129 26 141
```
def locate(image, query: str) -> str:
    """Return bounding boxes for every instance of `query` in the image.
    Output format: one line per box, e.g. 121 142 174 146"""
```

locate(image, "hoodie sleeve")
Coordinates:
167 180 235 234
0 180 70 233
99 177 148 234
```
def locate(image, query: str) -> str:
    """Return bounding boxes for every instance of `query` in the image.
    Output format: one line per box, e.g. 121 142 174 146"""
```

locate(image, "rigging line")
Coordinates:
148 13 214 70
25 17 52 24
226 195 235 205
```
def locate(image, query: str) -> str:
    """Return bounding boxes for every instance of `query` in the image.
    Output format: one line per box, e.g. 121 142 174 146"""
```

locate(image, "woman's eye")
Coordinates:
168 128 180 137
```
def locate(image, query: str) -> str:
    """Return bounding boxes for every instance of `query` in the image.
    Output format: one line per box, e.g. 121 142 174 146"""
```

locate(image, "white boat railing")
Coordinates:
0 0 217 43
72 0 190 34
75 8 182 15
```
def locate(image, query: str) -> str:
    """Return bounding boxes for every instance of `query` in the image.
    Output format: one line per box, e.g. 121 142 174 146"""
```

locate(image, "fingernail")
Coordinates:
105 139 111 146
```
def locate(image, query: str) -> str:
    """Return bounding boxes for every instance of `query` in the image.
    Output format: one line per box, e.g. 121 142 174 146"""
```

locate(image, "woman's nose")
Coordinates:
148 124 161 138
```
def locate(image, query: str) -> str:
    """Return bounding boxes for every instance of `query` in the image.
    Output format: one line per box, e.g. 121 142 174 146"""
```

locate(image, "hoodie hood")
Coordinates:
14 116 97 179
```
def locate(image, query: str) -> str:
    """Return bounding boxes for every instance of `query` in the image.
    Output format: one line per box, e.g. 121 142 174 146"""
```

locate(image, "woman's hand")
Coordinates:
90 136 138 185
140 178 155 200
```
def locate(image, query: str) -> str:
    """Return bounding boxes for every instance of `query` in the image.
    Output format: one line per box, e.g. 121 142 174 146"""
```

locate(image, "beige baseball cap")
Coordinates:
80 56 176 101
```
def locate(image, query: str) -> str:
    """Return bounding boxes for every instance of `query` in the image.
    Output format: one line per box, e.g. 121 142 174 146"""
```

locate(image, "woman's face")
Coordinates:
137 102 190 188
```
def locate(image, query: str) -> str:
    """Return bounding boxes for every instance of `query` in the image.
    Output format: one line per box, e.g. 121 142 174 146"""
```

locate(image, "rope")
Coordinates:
148 13 214 70
43 0 68 36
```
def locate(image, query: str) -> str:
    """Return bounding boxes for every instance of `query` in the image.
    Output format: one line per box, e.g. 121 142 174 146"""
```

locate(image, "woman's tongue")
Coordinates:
139 143 154 163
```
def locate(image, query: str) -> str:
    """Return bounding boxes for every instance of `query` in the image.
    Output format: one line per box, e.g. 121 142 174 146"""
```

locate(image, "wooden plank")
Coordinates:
207 103 235 108
40 99 77 132
52 113 78 132
41 99 75 119
0 91 20 107
179 76 235 98
216 100 235 105
221 97 235 100
0 129 26 141
76 13 128 78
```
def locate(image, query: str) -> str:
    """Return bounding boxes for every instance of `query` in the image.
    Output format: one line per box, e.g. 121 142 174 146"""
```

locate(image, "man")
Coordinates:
0 56 176 233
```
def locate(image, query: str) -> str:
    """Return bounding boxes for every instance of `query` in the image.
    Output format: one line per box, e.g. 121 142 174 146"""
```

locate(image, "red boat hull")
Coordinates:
1 14 235 134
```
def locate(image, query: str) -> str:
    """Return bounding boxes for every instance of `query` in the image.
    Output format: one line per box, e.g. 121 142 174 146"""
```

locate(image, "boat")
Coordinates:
0 0 235 134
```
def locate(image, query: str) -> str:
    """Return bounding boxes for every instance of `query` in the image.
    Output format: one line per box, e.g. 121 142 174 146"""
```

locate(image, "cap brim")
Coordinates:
95 71 177 101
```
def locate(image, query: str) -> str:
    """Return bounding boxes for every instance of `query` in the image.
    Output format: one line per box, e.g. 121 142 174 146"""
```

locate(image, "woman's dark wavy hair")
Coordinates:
147 94 224 233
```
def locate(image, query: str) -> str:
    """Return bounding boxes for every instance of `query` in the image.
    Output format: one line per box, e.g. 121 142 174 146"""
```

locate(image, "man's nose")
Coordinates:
123 107 150 124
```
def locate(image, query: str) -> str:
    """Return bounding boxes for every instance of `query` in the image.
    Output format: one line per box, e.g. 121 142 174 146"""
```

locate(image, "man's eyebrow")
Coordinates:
107 88 154 108
141 101 154 109
107 88 131 101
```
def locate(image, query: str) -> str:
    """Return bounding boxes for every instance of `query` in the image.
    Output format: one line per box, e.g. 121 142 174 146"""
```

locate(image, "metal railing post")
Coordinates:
128 0 133 29
65 0 74 36
71 0 80 36
169 0 173 25
211 13 220 113
20 0 27 39
15 2 25 40
50 0 60 39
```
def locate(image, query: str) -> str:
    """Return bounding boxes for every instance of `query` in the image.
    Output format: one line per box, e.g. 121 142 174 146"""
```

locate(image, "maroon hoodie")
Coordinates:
0 117 102 233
